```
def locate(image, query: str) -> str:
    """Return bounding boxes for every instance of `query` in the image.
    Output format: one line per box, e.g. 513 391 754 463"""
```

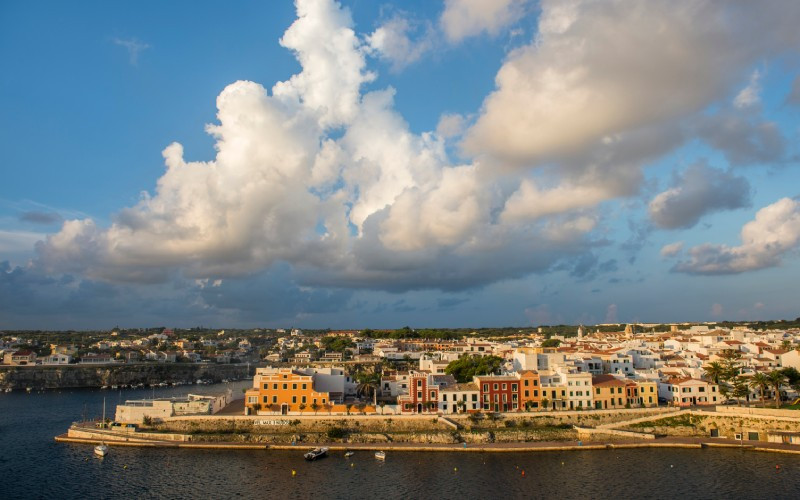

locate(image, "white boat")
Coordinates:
375 450 386 460
344 450 355 458
304 447 329 461
94 443 109 457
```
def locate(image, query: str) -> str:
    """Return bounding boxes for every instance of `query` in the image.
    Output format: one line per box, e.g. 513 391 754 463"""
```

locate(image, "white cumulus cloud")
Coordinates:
673 197 800 275
440 0 528 43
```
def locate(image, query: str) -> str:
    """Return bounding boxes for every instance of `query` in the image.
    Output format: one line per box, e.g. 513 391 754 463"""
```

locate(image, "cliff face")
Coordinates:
0 363 254 390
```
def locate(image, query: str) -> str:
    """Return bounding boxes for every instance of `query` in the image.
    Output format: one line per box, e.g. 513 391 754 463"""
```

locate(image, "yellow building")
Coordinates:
592 374 628 409
631 380 658 407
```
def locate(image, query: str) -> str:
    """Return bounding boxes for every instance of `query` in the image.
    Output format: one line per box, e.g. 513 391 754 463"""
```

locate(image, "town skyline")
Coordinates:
2 0 800 330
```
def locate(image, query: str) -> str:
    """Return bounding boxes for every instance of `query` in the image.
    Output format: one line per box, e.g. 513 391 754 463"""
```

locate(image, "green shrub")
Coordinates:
327 426 348 439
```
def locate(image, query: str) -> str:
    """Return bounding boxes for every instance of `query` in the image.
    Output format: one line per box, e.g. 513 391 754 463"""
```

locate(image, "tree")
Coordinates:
749 372 770 406
379 401 386 415
251 403 262 415
731 377 750 406
346 403 353 415
541 397 550 410
356 371 380 406
299 403 307 413
456 400 466 414
541 338 561 348
445 355 503 383
356 402 367 414
768 370 787 408
324 402 333 415
311 402 320 415
780 367 800 392
703 362 726 385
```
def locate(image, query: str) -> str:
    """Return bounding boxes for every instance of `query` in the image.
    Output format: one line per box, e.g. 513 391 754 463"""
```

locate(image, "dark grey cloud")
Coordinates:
786 75 800 105
0 261 351 329
695 113 788 167
18 211 62 225
649 162 751 230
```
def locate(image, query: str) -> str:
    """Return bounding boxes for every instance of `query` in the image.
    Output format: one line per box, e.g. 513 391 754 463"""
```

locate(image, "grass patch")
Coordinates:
629 414 704 428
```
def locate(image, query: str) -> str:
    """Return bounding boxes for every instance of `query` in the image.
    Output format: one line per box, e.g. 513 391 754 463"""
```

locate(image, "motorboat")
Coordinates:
344 450 354 458
304 447 329 461
94 443 109 457
375 450 386 460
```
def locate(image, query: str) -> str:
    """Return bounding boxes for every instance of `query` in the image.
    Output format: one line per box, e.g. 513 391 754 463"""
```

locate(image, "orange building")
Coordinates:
518 370 542 410
245 367 333 415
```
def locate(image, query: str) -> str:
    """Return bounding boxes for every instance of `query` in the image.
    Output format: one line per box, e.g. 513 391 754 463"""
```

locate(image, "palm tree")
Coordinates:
356 371 381 406
703 362 726 384
749 372 770 406
768 370 787 408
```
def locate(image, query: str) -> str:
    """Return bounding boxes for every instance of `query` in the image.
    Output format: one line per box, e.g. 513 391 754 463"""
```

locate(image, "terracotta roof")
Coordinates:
591 374 627 386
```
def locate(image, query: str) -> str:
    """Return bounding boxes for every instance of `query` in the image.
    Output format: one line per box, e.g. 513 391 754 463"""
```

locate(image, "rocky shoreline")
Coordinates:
0 363 255 391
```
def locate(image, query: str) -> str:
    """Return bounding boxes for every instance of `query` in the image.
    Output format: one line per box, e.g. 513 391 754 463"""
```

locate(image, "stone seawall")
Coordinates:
0 363 254 391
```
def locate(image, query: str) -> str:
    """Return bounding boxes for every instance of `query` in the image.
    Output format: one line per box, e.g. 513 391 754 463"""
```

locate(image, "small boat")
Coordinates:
344 450 355 458
304 447 329 461
375 451 386 460
94 443 109 457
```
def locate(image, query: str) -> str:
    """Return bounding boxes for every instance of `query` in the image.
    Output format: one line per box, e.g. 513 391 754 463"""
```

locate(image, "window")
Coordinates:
272 396 277 403
494 383 499 390
283 383 288 390
262 396 268 403
443 394 448 402
313 398 317 404
533 390 538 397
472 394 478 402
430 391 436 399
301 396 306 404
483 384 489 392
263 383 268 390
273 384 278 390
417 392 422 399
302 384 307 390
292 383 297 390
322 398 326 404
699 387 705 392
292 396 297 403
524 380 529 386
511 384 518 392
283 375 288 379
524 390 529 397
596 388 600 394
417 380 422 387
502 383 507 390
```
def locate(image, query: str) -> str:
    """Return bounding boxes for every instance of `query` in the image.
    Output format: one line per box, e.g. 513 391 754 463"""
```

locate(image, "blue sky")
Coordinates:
1 0 799 330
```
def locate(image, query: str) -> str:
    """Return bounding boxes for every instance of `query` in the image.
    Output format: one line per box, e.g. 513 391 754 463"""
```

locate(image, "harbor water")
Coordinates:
2 383 800 499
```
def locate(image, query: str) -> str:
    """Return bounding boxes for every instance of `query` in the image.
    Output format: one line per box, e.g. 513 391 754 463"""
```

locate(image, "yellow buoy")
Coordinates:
292 469 297 476
454 467 457 472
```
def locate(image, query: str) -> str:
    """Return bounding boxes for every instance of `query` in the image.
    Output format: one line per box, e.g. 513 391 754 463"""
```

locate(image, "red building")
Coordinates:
475 375 520 412
398 372 440 413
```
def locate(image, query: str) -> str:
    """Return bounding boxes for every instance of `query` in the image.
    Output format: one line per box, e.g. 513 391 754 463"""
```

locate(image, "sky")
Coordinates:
1 0 800 330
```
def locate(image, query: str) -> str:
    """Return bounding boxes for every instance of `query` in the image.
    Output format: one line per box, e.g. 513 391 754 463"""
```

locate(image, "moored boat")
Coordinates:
375 450 386 460
304 447 329 461
94 443 109 457
344 450 354 458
